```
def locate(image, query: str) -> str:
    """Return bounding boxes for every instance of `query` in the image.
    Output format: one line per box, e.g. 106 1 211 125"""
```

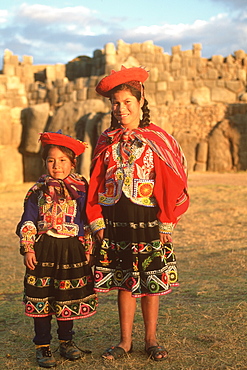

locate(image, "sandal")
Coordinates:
102 344 133 360
145 345 168 362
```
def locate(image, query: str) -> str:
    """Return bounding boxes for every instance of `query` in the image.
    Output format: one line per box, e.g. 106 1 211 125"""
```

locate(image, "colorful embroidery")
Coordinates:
133 179 155 198
54 277 88 290
90 217 106 233
24 295 97 319
158 221 175 233
38 196 79 236
20 221 37 251
94 238 177 296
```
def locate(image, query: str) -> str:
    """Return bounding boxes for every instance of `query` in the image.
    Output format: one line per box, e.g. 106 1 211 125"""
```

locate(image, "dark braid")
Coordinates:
110 111 119 130
109 83 151 130
140 98 150 128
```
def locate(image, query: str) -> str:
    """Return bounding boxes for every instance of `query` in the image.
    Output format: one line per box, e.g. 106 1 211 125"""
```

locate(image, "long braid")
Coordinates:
110 111 119 130
140 98 150 128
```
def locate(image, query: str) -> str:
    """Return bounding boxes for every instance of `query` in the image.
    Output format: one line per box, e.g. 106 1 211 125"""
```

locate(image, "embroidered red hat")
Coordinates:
39 130 87 156
96 65 149 97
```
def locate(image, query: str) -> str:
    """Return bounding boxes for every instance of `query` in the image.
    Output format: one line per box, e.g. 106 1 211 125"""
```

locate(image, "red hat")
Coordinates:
96 66 149 97
39 131 87 156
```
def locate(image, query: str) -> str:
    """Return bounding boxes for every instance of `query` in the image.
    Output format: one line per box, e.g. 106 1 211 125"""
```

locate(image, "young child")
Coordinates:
16 131 97 368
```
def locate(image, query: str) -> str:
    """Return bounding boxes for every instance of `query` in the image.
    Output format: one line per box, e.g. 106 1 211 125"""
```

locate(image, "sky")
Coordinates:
0 0 246 68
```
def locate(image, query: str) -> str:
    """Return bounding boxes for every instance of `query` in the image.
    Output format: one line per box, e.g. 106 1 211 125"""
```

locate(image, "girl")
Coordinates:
86 66 189 361
16 131 97 368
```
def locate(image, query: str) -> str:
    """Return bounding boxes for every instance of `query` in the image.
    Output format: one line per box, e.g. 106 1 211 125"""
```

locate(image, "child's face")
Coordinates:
46 147 74 180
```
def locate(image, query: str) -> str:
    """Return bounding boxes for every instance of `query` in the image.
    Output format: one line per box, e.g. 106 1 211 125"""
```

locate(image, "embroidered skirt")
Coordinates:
94 194 178 297
23 234 97 320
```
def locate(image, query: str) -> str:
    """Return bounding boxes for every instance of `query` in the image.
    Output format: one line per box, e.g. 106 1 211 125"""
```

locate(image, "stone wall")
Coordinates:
1 41 247 184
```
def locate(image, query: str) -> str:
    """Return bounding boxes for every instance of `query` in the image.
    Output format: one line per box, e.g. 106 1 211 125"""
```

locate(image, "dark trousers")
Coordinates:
33 316 74 345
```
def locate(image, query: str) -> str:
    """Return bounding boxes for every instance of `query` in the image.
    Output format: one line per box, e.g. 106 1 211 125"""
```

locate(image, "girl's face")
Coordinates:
46 147 74 180
111 89 143 130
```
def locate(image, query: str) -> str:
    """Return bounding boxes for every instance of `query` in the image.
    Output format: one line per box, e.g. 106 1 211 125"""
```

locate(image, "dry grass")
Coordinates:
0 172 247 370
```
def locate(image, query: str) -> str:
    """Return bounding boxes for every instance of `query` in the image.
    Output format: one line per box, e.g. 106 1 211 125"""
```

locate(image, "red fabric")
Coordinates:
40 132 87 156
96 66 149 97
92 123 187 185
152 153 189 223
86 126 189 230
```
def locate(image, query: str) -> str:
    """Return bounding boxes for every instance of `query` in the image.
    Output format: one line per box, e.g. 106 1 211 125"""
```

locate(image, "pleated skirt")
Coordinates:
94 195 178 297
24 234 97 320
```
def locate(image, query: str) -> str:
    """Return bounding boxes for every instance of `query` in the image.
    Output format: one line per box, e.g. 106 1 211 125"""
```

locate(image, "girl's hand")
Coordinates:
159 232 172 244
24 252 37 270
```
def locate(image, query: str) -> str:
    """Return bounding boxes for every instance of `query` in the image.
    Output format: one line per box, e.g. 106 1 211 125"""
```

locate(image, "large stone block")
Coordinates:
0 105 22 144
196 140 208 164
23 153 43 182
207 68 218 79
225 80 244 93
10 107 23 147
208 119 241 171
141 40 155 53
131 43 141 53
3 64 15 76
234 50 246 60
6 76 21 90
174 132 197 172
45 65 56 81
157 81 167 91
156 91 174 105
208 129 232 171
211 87 236 103
212 55 224 65
191 86 211 105
0 146 23 184
173 90 191 105
23 55 33 65
21 103 50 153
237 69 246 82
105 42 116 55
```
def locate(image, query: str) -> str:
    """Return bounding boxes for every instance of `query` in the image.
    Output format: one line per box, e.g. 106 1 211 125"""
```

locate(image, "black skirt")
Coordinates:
94 195 178 297
24 234 97 320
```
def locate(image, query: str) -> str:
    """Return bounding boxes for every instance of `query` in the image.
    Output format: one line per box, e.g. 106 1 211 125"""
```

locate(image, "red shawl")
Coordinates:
92 123 188 187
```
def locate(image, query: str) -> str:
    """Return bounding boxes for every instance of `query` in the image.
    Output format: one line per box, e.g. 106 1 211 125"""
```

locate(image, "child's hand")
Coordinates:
24 252 37 270
159 233 172 244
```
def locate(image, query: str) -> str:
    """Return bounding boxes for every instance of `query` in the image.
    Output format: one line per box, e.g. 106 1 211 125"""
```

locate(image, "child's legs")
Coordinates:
33 316 52 345
57 320 74 341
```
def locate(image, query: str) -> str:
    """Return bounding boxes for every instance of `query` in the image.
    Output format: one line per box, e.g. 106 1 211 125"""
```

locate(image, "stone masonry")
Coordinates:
1 40 247 184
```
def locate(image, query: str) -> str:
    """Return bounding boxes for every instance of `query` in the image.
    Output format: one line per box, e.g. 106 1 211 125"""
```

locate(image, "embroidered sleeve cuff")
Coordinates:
90 218 106 234
20 243 35 255
19 221 37 255
158 221 175 234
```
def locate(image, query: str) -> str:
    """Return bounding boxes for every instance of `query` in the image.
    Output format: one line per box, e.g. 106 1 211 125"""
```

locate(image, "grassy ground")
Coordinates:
0 172 246 370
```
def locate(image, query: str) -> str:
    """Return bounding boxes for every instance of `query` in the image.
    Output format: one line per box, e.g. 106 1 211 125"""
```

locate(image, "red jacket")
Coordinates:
86 123 189 234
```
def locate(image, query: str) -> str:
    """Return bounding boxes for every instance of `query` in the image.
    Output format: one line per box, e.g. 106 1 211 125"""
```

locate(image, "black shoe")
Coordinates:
59 340 81 360
36 346 56 368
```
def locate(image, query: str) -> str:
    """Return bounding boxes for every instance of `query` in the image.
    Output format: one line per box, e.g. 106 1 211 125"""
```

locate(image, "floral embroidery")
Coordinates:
20 221 37 251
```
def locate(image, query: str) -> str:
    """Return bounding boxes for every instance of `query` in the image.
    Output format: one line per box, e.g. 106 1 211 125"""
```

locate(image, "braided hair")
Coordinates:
109 83 150 130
